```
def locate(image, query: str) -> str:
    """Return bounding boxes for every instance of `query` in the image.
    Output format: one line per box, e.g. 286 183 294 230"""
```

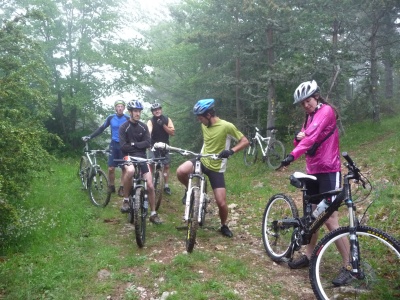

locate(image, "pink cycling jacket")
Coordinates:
291 104 341 174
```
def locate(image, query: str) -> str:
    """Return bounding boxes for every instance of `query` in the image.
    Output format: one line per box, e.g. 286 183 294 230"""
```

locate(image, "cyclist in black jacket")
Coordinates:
119 100 162 224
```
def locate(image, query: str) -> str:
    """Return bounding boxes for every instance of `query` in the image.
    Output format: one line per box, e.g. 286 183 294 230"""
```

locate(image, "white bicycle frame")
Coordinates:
153 142 216 223
185 159 207 223
253 127 274 156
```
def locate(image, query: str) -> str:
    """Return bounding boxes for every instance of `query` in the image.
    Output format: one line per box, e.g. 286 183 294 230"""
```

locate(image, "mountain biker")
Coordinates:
119 100 162 224
281 80 352 286
82 100 129 196
176 99 249 237
147 102 175 195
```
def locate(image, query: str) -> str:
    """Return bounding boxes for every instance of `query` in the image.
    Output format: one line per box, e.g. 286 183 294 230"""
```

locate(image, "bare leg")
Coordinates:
213 187 228 225
108 166 115 186
176 161 194 188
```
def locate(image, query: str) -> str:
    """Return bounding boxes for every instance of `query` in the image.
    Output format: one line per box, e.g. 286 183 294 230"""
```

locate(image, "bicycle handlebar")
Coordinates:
153 142 220 160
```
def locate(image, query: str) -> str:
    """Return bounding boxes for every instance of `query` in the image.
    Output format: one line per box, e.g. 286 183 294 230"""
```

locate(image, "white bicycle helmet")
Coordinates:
293 80 320 104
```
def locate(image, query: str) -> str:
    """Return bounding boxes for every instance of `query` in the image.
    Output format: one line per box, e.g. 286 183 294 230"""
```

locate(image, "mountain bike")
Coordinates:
149 153 166 211
243 126 285 169
154 142 217 253
78 140 111 207
262 152 400 299
117 156 165 248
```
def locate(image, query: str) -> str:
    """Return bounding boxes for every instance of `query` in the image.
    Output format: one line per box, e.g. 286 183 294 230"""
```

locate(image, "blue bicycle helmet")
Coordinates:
126 100 143 111
193 99 215 115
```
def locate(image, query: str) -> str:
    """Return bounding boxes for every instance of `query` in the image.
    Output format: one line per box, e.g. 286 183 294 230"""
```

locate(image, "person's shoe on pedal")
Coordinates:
288 254 310 269
120 199 129 213
149 213 162 224
220 224 233 238
108 185 116 193
332 266 354 286
164 186 171 195
117 186 124 197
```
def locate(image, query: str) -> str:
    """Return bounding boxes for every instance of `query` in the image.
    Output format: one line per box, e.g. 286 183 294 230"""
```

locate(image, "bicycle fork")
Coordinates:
184 161 206 223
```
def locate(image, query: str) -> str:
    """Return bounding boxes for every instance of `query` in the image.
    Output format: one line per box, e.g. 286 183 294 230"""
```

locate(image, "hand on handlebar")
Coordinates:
281 154 294 167
82 136 91 142
218 149 234 159
153 142 168 150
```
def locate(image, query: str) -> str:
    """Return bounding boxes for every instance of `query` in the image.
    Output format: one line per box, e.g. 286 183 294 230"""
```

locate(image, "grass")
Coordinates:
1 116 400 299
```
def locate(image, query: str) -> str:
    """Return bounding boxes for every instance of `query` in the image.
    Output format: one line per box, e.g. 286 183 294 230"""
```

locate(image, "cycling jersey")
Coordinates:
90 114 129 142
119 120 151 158
200 118 244 172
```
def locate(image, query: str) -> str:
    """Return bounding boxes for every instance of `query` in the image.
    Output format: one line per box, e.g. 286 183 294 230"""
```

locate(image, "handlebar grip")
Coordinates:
342 152 354 166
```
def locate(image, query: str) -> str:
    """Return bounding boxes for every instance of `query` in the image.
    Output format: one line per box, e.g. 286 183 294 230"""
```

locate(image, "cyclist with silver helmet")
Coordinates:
176 98 249 237
281 80 352 286
147 102 175 195
119 100 162 224
82 100 129 196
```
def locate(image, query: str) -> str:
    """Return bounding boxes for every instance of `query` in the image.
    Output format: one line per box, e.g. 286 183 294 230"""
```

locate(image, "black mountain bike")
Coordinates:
117 156 165 248
262 152 400 299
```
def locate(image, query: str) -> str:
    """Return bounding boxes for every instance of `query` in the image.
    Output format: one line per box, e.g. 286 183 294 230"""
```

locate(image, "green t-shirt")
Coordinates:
200 118 244 172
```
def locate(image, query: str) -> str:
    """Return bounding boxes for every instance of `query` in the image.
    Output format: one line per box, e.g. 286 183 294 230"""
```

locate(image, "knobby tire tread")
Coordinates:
134 187 146 248
88 169 111 207
186 179 200 253
262 194 299 261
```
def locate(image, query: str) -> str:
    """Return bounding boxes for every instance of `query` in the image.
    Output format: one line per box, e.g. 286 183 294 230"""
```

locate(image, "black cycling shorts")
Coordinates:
190 158 225 189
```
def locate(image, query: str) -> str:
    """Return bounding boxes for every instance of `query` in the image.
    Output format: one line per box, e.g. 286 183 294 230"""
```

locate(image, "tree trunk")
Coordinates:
266 27 276 137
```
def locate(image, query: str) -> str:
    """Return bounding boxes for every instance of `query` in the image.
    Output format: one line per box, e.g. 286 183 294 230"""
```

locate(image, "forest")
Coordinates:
0 0 399 243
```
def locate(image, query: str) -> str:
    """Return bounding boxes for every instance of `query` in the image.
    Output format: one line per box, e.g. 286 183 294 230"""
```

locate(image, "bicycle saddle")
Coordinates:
290 172 317 189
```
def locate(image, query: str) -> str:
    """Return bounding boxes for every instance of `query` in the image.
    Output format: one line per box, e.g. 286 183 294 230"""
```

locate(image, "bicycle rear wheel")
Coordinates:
78 156 89 189
134 187 147 248
88 169 111 207
186 178 200 253
243 139 258 166
310 226 400 300
154 168 164 211
266 140 285 169
262 194 299 262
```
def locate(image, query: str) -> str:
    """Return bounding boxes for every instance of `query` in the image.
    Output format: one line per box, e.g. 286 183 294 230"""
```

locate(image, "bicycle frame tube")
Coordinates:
254 132 271 157
184 160 206 222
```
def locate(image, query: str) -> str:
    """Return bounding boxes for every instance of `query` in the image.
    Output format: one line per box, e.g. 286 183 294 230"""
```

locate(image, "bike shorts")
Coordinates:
123 161 150 175
190 158 225 189
108 140 124 168
306 172 341 205
148 148 171 165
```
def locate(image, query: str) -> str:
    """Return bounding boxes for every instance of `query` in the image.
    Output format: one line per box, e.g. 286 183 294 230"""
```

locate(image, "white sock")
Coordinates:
151 211 156 216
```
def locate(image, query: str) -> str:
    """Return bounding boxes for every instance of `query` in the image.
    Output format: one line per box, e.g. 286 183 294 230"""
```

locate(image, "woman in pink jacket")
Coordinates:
281 80 352 286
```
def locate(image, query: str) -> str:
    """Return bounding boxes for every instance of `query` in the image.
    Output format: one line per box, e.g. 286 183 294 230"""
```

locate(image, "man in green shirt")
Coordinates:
176 99 249 237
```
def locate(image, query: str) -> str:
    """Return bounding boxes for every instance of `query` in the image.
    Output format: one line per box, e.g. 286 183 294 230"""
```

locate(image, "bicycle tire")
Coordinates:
186 178 200 253
134 187 147 248
88 169 111 207
243 139 258 166
78 156 89 189
266 140 286 169
262 194 299 262
154 168 164 211
310 226 400 300
127 195 134 224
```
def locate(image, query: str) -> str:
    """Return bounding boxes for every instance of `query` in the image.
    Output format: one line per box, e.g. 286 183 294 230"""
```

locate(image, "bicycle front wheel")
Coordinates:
266 140 285 169
78 156 89 189
262 194 299 262
243 140 258 166
186 178 200 253
133 187 147 248
154 168 164 211
88 169 111 207
310 226 400 300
